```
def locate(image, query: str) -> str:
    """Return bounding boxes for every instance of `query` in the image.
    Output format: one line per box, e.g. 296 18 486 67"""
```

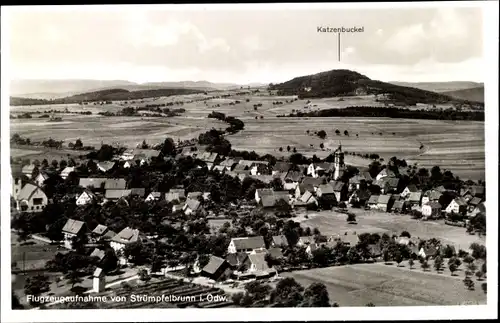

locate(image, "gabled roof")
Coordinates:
187 191 203 199
316 162 336 172
273 162 292 173
79 178 107 189
22 164 36 174
298 177 324 192
421 245 438 257
453 197 468 206
268 247 283 259
92 224 108 235
184 198 201 211
349 172 373 184
133 149 160 159
147 192 162 199
169 188 185 199
226 252 248 267
93 267 104 278
231 236 265 251
233 164 249 172
352 189 371 200
247 252 272 271
333 233 359 246
272 235 288 247
61 166 75 174
111 227 140 244
392 200 405 210
165 192 181 203
368 195 379 204
202 255 227 275
424 190 443 201
329 180 345 192
62 219 85 235
90 248 106 260
408 191 422 202
17 183 46 201
318 184 335 195
104 178 126 190
377 194 392 204
298 236 315 245
220 158 238 167
103 230 116 239
383 177 400 189
377 168 396 178
469 197 482 206
300 190 314 203
250 175 274 184
78 190 97 200
105 189 132 199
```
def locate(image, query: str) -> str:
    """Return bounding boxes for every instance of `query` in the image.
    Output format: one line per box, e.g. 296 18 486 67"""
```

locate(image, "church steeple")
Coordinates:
333 142 345 180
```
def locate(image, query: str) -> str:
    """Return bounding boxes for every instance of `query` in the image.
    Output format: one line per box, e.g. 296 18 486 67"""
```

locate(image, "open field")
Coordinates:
282 262 486 306
294 210 485 251
10 93 484 180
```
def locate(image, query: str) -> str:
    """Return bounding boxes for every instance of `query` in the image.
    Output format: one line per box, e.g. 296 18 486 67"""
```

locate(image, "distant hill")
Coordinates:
10 79 266 99
389 81 483 93
269 69 474 105
441 86 485 103
10 88 203 106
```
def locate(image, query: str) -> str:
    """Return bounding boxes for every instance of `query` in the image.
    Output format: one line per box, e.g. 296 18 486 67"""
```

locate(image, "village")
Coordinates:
10 126 487 308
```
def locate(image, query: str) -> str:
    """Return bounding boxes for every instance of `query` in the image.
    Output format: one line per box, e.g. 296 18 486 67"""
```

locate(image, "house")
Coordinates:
306 163 322 178
401 184 418 198
468 197 482 212
375 168 396 181
295 177 324 198
76 190 97 206
462 186 485 199
418 245 438 259
272 162 292 175
316 162 336 175
213 165 226 174
11 172 25 200
421 190 443 206
391 200 407 213
284 171 303 184
15 183 48 212
105 189 132 201
272 235 289 248
445 197 468 215
34 172 50 187
123 161 133 168
225 252 249 269
467 202 486 218
183 198 201 215
255 189 273 203
79 178 107 191
110 227 141 253
239 252 276 277
233 163 250 174
298 190 318 206
407 191 422 206
165 192 181 204
62 219 85 249
90 248 106 261
201 256 232 281
348 172 373 191
91 224 109 241
97 161 116 173
316 184 335 199
268 247 283 259
198 151 219 164
332 233 359 247
249 175 275 184
133 149 161 165
250 162 271 176
121 150 135 161
104 178 127 190
169 188 186 200
376 194 393 212
329 180 347 202
172 202 185 213
376 177 400 194
305 243 320 257
422 201 442 219
297 236 315 247
145 192 162 202
60 166 75 179
22 164 36 178
367 195 379 209
227 236 266 254
348 189 371 207
187 191 203 200
219 158 239 171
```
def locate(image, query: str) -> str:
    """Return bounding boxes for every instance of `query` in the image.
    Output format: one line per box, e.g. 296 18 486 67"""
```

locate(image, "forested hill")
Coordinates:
269 69 483 106
10 88 203 106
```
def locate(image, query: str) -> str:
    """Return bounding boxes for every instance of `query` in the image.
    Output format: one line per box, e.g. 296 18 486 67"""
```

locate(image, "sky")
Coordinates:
6 5 485 84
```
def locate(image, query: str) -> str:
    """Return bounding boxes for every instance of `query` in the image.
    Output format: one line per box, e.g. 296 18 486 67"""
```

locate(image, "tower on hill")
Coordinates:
333 143 345 180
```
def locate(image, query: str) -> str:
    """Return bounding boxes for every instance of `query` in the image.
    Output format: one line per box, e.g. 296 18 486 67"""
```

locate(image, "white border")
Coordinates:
1 2 498 322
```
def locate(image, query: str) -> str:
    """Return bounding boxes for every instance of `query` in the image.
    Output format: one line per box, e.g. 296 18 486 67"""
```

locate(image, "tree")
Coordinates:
433 256 443 272
139 269 151 282
161 137 176 156
279 147 283 152
448 263 458 276
287 145 291 152
441 244 456 258
344 130 349 136
24 274 50 305
481 282 487 294
68 270 83 289
271 277 304 307
400 231 411 238
408 258 414 269
467 262 477 273
232 292 244 306
335 129 341 135
394 250 403 267
366 302 375 307
317 130 327 139
346 213 356 223
469 243 486 260
320 143 325 149
12 292 24 309
301 282 330 307
463 277 475 290
475 270 484 281
74 139 83 150
421 260 430 271
463 255 475 265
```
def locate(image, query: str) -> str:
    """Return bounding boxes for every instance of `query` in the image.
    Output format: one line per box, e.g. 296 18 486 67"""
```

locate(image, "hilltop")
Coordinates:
269 69 479 105
10 88 203 106
441 86 485 103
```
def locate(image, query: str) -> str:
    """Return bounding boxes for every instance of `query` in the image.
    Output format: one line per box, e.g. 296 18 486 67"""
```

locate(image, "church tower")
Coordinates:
333 143 345 180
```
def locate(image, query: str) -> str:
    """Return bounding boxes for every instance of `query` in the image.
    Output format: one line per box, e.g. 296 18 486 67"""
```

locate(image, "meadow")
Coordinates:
10 92 485 180
282 262 486 306
295 210 485 251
